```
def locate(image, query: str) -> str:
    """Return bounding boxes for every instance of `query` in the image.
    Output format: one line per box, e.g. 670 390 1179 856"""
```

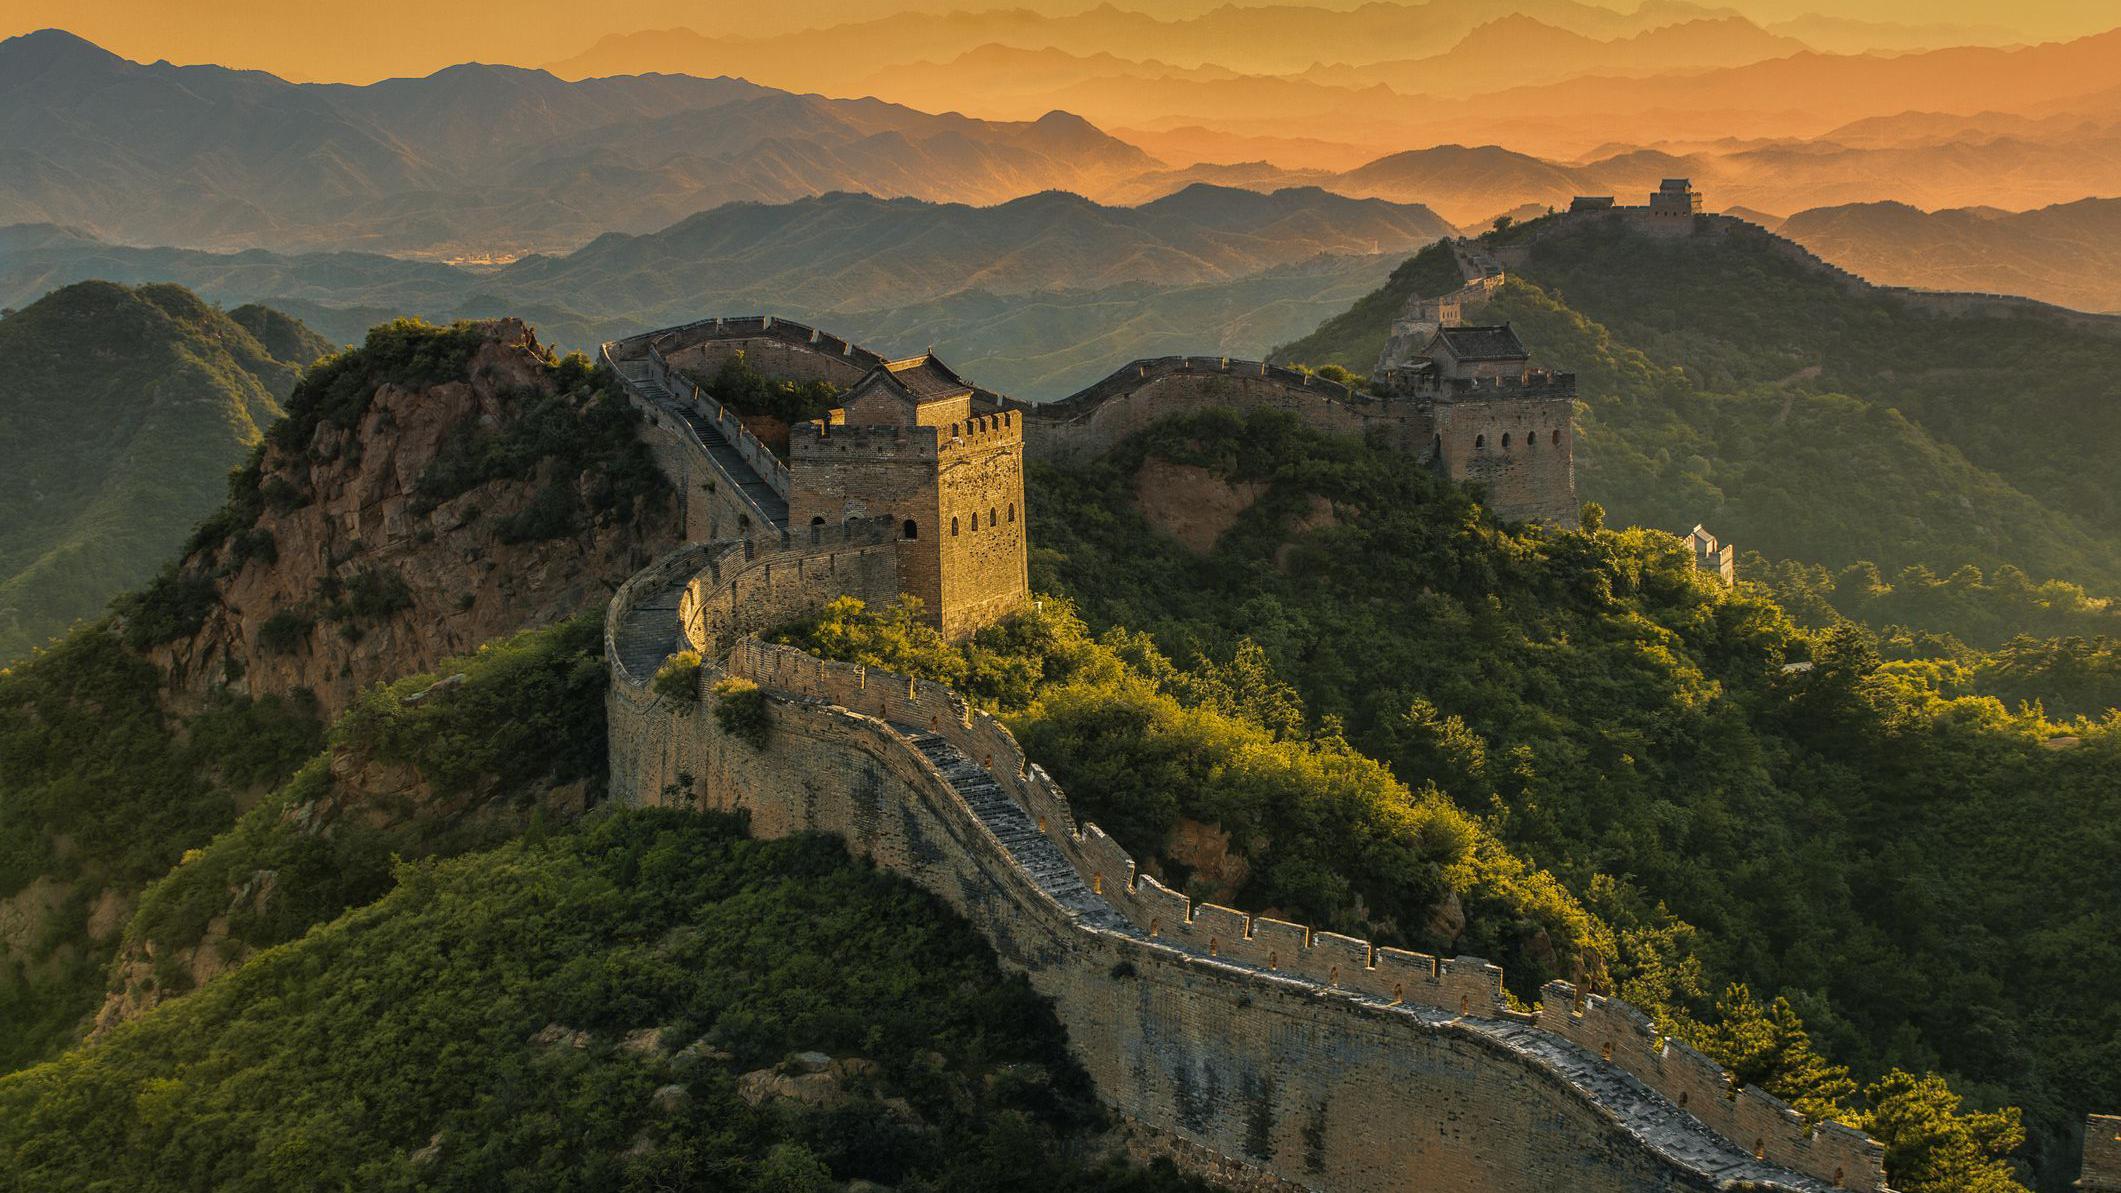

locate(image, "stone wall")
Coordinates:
1018 360 1412 465
935 412 1030 637
603 543 1890 1192
1431 389 1579 527
642 314 887 388
2083 1115 2121 1192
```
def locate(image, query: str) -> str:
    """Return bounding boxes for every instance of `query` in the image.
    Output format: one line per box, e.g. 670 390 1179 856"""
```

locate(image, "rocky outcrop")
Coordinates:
145 320 682 719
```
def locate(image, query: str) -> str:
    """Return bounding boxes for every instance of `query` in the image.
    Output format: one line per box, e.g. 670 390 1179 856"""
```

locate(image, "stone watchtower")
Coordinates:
1375 323 1578 527
789 354 1030 638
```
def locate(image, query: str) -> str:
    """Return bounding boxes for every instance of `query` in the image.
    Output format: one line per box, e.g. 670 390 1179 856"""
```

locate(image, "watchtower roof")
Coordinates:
1660 178 1694 191
1434 324 1529 363
873 355 974 402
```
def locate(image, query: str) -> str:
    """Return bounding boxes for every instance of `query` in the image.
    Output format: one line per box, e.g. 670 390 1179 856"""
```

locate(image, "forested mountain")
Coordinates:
0 30 1155 258
1276 220 2121 626
0 283 326 663
1778 198 2121 313
1012 407 2116 1191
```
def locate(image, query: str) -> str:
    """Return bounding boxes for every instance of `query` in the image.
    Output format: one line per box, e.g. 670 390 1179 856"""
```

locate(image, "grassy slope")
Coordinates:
0 283 325 662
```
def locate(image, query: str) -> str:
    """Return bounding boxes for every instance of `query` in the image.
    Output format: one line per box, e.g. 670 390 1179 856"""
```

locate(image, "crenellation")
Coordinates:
590 309 1955 1192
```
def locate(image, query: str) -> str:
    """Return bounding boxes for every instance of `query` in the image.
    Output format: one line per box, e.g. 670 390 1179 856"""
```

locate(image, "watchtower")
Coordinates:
788 355 1029 637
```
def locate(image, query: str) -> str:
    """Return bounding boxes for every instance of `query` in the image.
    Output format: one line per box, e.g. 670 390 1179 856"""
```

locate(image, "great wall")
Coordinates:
595 235 2115 1188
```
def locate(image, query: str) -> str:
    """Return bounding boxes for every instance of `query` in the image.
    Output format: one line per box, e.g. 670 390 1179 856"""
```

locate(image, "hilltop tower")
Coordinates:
789 355 1029 637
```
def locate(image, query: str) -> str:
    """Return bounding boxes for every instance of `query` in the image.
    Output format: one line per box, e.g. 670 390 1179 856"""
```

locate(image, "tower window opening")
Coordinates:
990 506 998 527
1552 429 1561 445
951 517 960 536
1475 434 1485 449
1502 432 1511 448
902 519 918 540
1007 502 1016 522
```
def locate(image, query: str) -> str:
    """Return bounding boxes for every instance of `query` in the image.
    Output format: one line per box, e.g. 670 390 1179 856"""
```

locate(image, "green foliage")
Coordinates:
654 650 703 704
267 318 488 454
779 595 1610 994
113 565 220 648
126 618 609 976
1494 220 2121 595
1866 1070 2031 1193
335 617 608 802
712 676 771 747
1024 405 2110 1187
0 283 312 663
413 353 663 529
690 351 842 430
1750 556 2119 651
0 626 319 1068
0 812 1209 1193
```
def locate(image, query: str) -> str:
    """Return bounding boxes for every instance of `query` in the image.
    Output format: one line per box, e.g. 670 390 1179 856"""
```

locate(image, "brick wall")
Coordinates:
604 550 1886 1192
1430 390 1579 526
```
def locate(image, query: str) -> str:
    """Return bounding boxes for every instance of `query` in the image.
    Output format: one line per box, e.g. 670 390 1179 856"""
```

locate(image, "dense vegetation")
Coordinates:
120 617 610 997
0 627 321 1068
1493 217 2121 595
683 351 842 431
0 282 321 663
779 595 1609 997
0 811 1207 1193
1016 407 2112 1190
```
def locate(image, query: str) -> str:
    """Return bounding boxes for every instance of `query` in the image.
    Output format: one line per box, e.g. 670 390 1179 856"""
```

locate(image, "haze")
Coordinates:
7 0 2116 82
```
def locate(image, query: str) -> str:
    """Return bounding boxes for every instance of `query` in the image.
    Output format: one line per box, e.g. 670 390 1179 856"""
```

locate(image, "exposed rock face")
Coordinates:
146 319 682 719
1130 458 1267 555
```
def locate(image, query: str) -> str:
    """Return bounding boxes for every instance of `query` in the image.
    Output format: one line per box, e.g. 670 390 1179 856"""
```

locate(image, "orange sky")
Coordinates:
4 0 2116 83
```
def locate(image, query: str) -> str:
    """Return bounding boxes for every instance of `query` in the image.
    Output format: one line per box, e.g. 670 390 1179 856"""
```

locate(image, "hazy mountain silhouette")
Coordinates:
1779 198 2121 313
0 30 1157 258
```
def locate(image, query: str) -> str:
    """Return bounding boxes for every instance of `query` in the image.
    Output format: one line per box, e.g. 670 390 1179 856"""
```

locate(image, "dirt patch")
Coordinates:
1131 458 1267 555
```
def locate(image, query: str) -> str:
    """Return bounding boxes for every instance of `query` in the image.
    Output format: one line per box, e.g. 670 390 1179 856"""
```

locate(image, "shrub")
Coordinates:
114 568 219 648
653 651 702 703
712 676 770 746
257 609 313 655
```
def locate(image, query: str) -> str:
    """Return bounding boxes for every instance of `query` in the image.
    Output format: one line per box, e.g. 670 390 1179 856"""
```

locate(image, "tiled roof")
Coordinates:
1435 324 1529 362
883 355 973 401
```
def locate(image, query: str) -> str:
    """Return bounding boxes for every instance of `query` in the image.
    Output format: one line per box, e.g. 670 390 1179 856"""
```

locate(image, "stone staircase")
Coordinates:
897 728 1135 933
620 361 789 527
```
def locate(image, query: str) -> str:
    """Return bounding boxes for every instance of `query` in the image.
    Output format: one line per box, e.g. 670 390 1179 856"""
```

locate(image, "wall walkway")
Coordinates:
603 540 1893 1193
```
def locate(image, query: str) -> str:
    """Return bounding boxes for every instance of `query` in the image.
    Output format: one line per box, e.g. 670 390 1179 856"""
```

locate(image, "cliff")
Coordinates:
134 317 680 719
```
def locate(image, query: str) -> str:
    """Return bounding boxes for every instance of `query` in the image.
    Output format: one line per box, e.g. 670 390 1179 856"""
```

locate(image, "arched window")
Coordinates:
970 511 979 531
1007 502 1016 523
1525 431 1535 448
1551 429 1561 445
810 515 826 526
902 518 918 540
1502 432 1512 448
951 517 960 536
809 514 825 543
990 506 998 527
1475 434 1486 449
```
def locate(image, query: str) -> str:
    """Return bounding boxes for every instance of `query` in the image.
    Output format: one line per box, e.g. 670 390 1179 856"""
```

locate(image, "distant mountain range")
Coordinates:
1778 198 2121 312
0 30 1156 258
0 283 327 662
0 185 1451 397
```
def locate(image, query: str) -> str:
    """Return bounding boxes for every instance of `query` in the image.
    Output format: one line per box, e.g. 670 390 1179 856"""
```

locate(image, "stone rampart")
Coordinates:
1017 358 1429 464
604 537 1891 1191
2084 1115 2121 1191
602 342 785 537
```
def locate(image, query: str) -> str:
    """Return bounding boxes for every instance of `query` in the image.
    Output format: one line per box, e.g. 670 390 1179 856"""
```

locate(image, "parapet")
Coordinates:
712 636 1886 1193
2085 1115 2121 1191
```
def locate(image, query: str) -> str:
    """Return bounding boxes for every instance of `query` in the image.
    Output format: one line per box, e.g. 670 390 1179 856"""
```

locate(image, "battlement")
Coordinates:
697 629 1885 1192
